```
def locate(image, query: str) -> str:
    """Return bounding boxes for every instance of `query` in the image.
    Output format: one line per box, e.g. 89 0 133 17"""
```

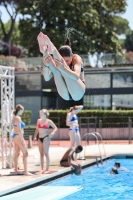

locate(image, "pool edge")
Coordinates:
1 153 133 197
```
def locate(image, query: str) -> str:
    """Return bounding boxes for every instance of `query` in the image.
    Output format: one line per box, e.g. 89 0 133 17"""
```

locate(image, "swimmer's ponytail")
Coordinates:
13 104 24 115
64 38 71 47
59 38 72 57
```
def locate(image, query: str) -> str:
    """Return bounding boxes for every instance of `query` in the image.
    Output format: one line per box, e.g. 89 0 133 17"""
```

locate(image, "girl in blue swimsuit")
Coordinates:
12 104 32 176
66 105 83 157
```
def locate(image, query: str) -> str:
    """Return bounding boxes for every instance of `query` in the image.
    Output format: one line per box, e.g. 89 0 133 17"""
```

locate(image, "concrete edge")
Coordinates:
1 153 133 197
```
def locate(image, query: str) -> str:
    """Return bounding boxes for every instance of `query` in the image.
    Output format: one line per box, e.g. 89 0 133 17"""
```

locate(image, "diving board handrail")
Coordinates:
81 132 106 164
94 132 106 160
87 133 103 164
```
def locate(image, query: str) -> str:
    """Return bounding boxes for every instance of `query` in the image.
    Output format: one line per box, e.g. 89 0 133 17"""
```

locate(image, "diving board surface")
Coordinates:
1 186 83 200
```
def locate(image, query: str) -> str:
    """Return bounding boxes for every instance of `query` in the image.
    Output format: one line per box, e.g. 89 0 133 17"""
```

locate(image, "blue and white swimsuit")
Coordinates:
69 114 79 133
12 121 25 138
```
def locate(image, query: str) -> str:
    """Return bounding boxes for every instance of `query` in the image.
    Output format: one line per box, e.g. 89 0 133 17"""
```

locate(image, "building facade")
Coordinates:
1 67 133 124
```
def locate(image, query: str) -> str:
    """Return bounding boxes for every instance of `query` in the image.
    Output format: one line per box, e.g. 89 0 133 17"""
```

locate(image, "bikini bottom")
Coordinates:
39 135 49 143
69 127 79 133
12 133 19 138
12 133 24 138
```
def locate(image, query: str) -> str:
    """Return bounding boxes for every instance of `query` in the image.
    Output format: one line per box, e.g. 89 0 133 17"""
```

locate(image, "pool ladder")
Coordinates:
81 132 106 166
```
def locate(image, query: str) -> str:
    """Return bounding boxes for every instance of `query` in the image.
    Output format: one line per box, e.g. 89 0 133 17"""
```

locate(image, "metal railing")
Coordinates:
19 116 133 144
79 116 133 144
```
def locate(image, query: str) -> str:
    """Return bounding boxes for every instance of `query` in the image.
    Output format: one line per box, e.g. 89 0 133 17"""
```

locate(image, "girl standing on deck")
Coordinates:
37 32 85 101
66 105 83 155
12 104 32 176
33 109 57 174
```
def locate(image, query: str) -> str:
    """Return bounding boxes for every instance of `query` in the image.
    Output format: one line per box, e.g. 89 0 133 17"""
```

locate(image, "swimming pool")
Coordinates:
2 158 133 200
46 158 133 200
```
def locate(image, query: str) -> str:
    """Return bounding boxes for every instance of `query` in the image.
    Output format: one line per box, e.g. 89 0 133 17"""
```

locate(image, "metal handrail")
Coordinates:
94 132 106 160
81 132 106 164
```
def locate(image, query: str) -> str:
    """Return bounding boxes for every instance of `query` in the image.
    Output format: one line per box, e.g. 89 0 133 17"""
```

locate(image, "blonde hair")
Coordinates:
40 109 49 117
13 104 24 115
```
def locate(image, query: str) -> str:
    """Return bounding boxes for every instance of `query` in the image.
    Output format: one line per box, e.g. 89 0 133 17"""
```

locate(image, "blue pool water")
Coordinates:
46 158 133 200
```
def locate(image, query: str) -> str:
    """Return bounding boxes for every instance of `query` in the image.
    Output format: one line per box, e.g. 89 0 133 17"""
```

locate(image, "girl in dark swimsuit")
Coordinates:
37 32 85 101
60 145 83 175
33 109 57 174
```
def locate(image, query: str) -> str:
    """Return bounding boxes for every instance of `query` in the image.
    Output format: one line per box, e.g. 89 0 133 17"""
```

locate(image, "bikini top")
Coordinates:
69 56 85 83
13 121 25 129
70 115 78 122
38 121 48 129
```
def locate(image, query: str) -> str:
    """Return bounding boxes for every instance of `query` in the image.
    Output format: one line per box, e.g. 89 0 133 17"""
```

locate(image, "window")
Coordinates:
113 94 133 109
85 74 110 88
113 73 133 88
16 74 41 91
84 95 111 110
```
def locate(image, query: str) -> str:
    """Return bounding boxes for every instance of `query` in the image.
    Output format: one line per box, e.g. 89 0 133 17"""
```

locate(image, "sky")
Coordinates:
120 0 133 30
0 0 133 30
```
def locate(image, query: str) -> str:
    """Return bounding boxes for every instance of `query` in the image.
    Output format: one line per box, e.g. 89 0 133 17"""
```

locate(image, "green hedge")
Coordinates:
0 110 32 125
49 110 133 127
21 110 32 125
1 109 133 128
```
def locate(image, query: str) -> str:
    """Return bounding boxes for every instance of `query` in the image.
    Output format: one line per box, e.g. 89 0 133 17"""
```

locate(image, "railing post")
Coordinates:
99 119 102 136
95 117 97 132
28 135 32 148
58 117 60 146
79 117 81 137
128 117 132 144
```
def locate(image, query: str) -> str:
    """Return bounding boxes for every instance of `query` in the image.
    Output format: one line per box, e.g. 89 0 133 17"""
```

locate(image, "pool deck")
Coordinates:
0 143 133 197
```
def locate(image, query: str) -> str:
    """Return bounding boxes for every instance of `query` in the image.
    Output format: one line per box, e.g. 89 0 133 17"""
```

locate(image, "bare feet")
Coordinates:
24 172 33 176
37 32 67 68
37 32 54 54
37 32 47 53
35 170 44 175
42 34 56 53
42 170 49 174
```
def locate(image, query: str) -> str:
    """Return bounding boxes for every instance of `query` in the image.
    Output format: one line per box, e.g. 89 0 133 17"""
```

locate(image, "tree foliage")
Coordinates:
0 0 24 43
0 0 127 57
113 16 131 35
125 31 133 52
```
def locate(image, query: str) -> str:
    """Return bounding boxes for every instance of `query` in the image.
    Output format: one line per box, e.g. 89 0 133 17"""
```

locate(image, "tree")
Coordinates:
0 20 20 45
0 0 23 43
112 16 131 36
17 0 127 56
0 0 127 57
0 0 27 57
125 31 133 52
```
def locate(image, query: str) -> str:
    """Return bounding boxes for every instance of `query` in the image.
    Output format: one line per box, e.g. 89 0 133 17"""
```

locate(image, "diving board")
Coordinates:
1 186 83 200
